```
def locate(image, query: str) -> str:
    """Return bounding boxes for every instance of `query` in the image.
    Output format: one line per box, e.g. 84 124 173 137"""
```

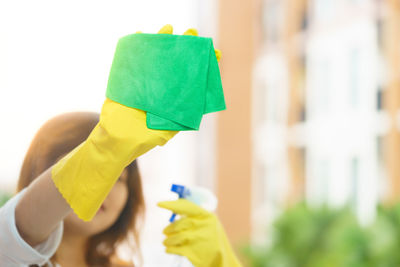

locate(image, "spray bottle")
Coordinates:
168 184 218 267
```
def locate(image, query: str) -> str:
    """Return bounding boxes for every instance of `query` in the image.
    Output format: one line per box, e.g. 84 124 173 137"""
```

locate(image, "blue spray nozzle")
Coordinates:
171 184 186 198
169 213 177 223
169 184 191 222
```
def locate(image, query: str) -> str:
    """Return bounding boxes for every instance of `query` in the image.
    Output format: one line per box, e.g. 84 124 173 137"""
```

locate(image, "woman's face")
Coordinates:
63 168 129 236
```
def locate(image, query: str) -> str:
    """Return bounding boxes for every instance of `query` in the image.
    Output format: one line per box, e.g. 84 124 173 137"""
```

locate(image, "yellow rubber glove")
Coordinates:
52 24 221 222
52 98 177 221
157 199 242 267
52 24 202 222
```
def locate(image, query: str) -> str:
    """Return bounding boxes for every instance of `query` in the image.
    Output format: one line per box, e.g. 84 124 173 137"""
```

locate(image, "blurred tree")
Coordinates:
0 191 11 208
242 203 400 267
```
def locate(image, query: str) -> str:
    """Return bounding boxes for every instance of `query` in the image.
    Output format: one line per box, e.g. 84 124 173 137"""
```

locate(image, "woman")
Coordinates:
0 24 241 267
1 112 142 266
0 110 241 267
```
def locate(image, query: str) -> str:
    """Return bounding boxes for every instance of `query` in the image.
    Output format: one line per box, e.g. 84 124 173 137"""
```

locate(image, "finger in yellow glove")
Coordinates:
152 24 222 62
157 199 242 267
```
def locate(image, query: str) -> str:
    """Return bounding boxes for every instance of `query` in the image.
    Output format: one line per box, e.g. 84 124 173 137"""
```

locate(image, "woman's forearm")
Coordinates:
15 166 71 247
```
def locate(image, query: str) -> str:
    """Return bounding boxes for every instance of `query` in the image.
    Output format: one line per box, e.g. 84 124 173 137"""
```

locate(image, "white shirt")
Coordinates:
0 188 63 267
0 189 193 267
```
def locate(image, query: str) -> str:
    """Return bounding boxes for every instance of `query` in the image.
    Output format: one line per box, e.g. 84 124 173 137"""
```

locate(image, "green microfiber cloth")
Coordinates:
105 33 225 131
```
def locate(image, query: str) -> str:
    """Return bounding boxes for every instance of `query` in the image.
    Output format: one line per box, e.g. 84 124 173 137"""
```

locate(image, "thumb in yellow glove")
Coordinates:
157 199 242 267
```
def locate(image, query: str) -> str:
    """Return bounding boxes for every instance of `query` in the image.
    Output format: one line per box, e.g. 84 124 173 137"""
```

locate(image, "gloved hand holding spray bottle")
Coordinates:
158 184 242 267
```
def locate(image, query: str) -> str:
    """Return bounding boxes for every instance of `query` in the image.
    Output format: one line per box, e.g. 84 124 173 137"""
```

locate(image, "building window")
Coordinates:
262 0 283 43
313 61 331 115
376 18 383 49
313 0 334 21
376 136 383 166
316 159 330 203
266 80 279 122
350 157 360 210
300 104 307 121
376 86 383 110
301 9 309 31
349 49 360 108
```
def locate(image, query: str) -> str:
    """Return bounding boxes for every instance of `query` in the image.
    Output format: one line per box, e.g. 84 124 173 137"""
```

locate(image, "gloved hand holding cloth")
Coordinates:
51 25 225 221
106 24 225 131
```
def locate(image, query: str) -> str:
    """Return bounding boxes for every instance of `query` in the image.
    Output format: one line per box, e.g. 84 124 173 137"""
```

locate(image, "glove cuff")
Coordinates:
51 133 125 221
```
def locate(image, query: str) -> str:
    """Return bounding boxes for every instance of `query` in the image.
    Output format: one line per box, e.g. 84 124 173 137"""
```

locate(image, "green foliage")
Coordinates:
366 204 400 267
243 202 400 267
0 190 12 208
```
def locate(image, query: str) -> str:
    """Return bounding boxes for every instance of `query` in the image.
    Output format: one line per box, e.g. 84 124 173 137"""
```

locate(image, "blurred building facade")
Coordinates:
251 0 400 243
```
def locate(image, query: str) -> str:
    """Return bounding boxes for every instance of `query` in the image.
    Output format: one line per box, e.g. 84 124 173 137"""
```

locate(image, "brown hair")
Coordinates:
17 112 144 267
